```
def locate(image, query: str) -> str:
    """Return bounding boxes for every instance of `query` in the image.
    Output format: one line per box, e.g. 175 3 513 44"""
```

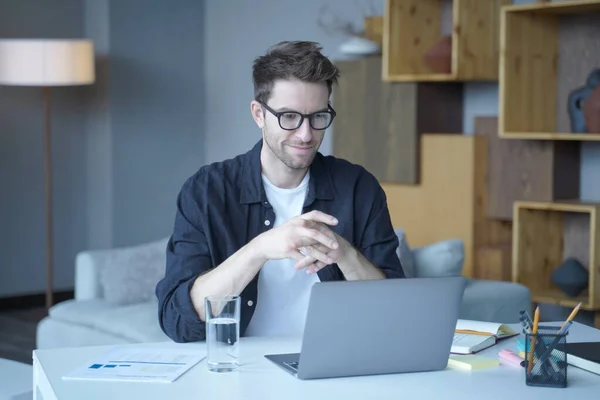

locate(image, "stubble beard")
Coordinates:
263 128 317 170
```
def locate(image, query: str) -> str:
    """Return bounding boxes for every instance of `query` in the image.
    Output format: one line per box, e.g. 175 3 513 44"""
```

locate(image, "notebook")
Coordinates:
451 319 518 354
455 319 518 339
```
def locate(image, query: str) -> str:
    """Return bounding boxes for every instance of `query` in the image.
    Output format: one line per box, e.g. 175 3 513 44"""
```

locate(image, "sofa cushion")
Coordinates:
49 299 170 343
460 279 531 323
394 228 416 278
412 239 464 278
99 237 169 305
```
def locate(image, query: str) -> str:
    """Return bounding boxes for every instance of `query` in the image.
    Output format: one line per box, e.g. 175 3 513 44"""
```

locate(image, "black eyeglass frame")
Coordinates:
259 101 337 131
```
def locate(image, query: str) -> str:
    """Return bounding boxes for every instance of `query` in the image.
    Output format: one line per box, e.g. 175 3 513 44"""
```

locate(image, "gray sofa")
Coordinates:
36 232 531 349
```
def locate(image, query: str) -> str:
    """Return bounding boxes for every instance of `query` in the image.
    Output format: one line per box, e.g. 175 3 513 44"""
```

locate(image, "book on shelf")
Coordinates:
451 319 518 355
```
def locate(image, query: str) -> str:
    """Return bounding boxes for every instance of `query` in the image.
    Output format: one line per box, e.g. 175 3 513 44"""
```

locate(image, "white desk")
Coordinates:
33 322 600 400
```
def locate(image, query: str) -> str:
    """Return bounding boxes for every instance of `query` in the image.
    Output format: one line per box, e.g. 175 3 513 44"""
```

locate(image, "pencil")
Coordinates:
559 302 581 332
527 306 540 374
455 329 494 337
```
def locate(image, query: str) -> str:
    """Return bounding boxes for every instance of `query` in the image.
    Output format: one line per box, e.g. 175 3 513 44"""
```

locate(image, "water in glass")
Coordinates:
205 295 240 372
207 317 239 371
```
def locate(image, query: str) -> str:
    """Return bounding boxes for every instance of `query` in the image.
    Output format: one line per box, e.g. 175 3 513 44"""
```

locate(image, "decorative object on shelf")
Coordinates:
585 79 600 133
423 35 452 74
0 39 95 310
317 2 381 57
551 258 589 298
567 68 600 133
338 36 380 56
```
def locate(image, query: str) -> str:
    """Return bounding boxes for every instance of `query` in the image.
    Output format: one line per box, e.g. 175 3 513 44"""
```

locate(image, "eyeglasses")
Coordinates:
260 102 336 131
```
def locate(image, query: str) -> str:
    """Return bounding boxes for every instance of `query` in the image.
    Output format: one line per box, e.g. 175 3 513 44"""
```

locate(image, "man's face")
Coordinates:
253 79 330 170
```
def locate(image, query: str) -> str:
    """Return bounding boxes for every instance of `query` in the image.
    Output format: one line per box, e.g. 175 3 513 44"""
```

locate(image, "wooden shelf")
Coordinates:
513 200 600 311
499 0 600 140
503 0 600 14
383 0 509 82
531 289 592 310
500 132 600 141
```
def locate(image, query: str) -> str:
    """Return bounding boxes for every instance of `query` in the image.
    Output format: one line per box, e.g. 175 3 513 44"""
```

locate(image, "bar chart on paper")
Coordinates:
62 347 206 383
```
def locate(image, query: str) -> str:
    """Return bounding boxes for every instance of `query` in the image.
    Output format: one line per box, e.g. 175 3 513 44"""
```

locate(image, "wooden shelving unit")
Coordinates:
512 200 600 327
383 0 509 82
499 0 600 140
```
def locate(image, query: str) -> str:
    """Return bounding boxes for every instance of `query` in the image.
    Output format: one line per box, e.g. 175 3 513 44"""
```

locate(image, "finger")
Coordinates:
300 210 338 226
295 256 327 274
307 260 327 274
296 245 332 266
298 227 339 249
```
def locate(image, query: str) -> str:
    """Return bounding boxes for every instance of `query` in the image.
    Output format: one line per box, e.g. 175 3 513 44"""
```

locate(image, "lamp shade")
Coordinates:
0 39 95 86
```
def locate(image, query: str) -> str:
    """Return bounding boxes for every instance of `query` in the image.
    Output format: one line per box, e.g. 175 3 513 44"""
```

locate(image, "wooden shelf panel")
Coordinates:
503 0 600 15
515 200 600 213
500 132 600 141
499 0 600 138
332 56 463 184
475 117 580 221
531 289 595 310
383 0 508 82
383 134 512 279
384 73 455 82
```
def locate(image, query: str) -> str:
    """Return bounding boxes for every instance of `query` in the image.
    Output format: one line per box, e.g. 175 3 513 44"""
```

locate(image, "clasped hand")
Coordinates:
256 210 348 274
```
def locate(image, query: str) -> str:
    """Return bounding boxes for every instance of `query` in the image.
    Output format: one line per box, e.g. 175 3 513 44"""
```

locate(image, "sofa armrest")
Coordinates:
74 249 112 301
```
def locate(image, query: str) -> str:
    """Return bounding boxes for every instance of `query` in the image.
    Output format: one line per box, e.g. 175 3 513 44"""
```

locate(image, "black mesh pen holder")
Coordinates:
524 326 568 388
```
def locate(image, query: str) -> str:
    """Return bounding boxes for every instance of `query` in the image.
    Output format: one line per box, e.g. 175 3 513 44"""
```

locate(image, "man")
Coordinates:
156 41 404 343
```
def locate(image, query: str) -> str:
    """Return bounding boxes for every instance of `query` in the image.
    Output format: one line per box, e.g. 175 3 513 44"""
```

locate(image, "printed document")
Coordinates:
62 347 206 383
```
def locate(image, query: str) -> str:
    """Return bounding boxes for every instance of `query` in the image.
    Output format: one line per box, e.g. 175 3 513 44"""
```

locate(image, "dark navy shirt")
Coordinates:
155 139 405 343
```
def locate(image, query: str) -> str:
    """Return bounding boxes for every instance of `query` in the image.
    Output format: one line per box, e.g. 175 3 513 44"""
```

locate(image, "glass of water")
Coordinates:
205 294 240 372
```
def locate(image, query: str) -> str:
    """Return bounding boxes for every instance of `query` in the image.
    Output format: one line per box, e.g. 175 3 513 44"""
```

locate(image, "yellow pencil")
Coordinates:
559 302 581 332
527 306 540 374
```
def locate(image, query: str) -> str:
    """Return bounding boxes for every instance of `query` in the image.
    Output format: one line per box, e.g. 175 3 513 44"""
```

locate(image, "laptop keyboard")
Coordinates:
284 361 299 371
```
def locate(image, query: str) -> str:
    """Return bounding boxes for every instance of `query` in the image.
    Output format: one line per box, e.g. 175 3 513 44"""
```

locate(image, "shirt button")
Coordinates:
264 220 270 226
247 300 254 306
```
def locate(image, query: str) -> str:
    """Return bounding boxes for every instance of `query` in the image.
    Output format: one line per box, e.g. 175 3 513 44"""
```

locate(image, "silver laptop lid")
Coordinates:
297 276 467 379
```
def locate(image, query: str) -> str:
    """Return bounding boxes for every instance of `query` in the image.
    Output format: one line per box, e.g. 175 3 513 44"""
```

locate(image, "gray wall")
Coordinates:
0 0 205 296
0 0 88 296
109 0 205 247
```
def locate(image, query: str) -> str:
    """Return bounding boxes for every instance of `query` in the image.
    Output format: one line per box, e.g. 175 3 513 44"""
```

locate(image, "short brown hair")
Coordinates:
252 41 340 104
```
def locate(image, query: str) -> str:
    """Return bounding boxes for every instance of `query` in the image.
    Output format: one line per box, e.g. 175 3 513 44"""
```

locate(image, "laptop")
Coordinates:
265 276 467 380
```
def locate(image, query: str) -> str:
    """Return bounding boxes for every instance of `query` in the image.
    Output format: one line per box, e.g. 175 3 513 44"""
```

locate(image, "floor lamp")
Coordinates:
0 39 95 310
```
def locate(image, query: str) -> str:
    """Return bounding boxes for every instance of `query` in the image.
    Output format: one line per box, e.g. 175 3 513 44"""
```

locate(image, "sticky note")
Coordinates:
447 355 500 370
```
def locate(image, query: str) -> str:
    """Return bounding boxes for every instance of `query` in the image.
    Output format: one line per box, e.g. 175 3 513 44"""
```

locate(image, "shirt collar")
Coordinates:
239 139 334 205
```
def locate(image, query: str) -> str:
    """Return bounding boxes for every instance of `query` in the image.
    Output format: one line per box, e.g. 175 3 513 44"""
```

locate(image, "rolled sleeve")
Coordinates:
156 176 213 342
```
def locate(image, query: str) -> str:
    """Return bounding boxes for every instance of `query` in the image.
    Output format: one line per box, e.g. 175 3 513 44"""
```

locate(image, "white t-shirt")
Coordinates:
244 171 321 337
